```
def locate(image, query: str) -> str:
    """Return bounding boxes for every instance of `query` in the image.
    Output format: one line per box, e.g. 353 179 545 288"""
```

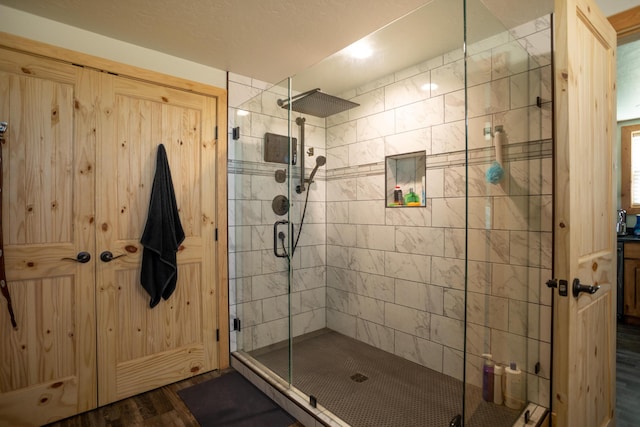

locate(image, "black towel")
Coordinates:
140 144 185 308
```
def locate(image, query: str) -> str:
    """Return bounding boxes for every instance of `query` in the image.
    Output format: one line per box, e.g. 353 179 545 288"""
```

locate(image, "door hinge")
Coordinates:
215 125 218 140
216 329 220 342
215 228 218 241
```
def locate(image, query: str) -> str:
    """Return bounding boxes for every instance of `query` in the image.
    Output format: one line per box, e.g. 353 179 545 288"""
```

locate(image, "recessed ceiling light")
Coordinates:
346 40 373 59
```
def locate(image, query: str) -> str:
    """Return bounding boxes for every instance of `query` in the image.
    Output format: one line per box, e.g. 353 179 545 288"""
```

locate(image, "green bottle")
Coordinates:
404 188 419 204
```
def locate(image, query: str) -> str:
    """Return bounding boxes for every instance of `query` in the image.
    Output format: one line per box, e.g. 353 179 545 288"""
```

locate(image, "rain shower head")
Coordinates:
278 88 359 118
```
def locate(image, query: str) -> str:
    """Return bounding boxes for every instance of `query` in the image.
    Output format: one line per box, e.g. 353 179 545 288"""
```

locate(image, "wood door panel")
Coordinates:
115 345 205 401
0 276 76 391
0 50 97 424
553 0 616 425
0 50 78 86
113 96 203 240
113 77 208 109
2 72 75 245
97 72 218 405
576 292 613 426
116 263 203 361
0 375 79 426
4 244 84 280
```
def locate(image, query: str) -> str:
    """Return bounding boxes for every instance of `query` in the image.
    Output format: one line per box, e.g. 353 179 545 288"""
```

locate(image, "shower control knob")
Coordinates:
272 195 289 216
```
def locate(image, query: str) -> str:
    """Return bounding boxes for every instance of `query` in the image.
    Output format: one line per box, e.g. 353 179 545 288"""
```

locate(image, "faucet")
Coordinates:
617 209 627 235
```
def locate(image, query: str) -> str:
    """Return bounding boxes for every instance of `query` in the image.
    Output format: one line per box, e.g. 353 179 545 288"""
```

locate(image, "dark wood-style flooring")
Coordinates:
42 323 640 427
45 370 228 427
617 322 640 427
45 368 303 427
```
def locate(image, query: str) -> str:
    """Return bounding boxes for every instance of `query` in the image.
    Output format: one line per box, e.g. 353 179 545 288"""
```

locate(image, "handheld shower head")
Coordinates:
307 155 326 184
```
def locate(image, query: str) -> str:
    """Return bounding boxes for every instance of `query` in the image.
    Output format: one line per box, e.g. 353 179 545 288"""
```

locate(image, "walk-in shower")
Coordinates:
228 0 554 425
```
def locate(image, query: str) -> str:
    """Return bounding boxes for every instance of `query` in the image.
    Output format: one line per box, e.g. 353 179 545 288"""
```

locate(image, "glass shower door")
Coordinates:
286 1 470 425
463 0 554 425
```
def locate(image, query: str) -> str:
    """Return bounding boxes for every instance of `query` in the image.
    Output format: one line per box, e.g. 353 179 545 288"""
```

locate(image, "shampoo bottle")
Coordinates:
482 354 494 402
393 185 403 205
493 364 504 405
504 362 524 410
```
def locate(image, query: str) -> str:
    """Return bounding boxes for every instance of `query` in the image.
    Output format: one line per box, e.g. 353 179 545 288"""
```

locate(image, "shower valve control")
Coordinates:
546 278 568 297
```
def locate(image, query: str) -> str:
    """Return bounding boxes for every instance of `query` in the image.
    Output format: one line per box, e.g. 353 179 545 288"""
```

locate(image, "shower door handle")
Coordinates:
274 220 288 258
273 220 294 258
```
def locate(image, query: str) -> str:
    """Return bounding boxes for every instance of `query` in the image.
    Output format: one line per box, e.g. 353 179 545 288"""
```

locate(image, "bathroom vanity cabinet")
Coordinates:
622 241 640 322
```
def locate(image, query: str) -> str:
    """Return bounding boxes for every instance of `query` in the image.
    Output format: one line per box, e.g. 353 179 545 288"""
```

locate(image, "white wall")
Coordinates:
0 5 227 89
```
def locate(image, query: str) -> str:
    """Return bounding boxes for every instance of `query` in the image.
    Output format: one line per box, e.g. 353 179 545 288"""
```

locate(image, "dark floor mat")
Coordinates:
178 371 296 427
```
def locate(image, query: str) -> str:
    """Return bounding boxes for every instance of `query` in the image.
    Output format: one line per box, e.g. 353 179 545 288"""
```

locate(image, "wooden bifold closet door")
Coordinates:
0 43 222 426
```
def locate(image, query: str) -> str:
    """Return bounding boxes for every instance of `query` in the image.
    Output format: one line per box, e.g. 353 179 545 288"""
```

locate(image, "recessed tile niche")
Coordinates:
385 151 427 207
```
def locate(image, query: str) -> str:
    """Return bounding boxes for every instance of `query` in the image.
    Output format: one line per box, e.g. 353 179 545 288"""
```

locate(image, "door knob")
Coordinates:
572 278 600 298
62 251 91 263
100 251 126 263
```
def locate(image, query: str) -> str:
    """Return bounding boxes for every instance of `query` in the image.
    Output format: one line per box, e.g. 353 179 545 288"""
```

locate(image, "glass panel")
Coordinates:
286 1 467 425
227 77 294 383
463 1 553 425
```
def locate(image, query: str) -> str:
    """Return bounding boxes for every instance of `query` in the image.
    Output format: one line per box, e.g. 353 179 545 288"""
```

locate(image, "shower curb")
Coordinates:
231 352 349 427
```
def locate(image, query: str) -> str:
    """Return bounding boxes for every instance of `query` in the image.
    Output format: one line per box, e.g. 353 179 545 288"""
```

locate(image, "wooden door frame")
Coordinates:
0 32 230 370
608 5 640 42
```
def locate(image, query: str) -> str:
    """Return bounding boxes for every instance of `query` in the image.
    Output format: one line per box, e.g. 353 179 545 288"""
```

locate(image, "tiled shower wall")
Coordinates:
228 15 552 407
228 77 328 353
324 16 552 405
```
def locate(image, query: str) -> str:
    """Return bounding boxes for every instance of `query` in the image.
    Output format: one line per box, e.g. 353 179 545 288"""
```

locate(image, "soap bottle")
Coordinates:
482 354 494 402
404 187 419 204
504 361 524 410
493 364 504 405
393 185 403 205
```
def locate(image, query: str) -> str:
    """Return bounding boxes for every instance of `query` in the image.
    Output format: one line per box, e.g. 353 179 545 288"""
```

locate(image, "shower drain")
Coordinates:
350 373 369 383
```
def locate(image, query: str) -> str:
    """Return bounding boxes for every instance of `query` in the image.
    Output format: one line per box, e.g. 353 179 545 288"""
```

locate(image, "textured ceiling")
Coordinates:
0 0 636 95
0 0 431 86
